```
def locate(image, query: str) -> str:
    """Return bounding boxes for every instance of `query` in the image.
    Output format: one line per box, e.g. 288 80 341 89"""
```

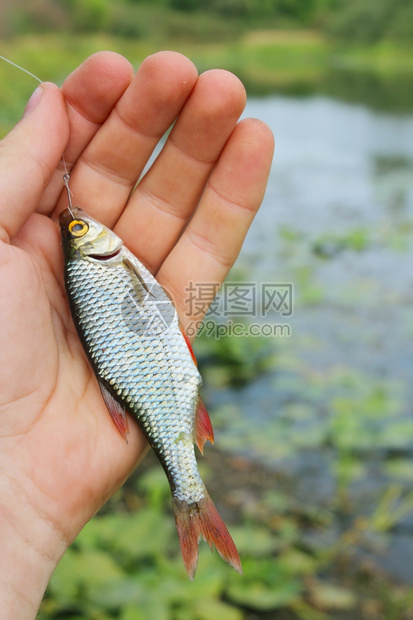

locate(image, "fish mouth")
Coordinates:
88 248 122 261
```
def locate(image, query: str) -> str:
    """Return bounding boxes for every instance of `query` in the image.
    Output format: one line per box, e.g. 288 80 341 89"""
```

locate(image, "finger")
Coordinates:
53 51 198 224
63 52 135 162
157 118 274 331
39 52 134 214
114 70 246 273
0 83 69 244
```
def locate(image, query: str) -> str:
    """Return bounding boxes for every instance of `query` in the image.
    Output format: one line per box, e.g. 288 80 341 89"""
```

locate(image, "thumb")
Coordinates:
0 82 69 243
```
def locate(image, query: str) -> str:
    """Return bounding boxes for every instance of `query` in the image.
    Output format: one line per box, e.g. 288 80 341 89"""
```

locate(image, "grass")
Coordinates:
2 28 413 138
331 39 413 75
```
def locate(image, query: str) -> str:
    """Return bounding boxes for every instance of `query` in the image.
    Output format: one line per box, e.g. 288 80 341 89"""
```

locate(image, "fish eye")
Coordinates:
69 219 89 237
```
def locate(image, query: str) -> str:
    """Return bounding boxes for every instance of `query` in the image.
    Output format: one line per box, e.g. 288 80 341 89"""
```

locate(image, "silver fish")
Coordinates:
59 207 242 579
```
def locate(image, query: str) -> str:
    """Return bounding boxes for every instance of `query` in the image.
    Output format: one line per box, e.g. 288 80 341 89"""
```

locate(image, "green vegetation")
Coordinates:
2 0 413 44
2 26 413 142
326 0 413 45
37 347 413 619
1 0 413 140
196 320 277 387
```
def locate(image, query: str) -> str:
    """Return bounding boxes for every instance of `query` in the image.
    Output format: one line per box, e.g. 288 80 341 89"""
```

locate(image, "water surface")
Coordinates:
208 95 413 583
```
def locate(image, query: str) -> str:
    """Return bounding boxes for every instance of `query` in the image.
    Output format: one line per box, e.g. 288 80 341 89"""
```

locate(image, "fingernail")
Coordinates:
23 85 44 116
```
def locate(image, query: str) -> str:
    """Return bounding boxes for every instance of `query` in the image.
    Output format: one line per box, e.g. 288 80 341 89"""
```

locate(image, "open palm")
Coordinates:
0 51 273 614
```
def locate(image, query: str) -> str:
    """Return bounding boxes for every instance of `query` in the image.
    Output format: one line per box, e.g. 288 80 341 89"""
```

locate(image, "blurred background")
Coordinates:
2 1 413 618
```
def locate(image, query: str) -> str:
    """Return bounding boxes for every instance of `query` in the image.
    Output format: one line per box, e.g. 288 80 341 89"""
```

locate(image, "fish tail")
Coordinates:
172 493 242 580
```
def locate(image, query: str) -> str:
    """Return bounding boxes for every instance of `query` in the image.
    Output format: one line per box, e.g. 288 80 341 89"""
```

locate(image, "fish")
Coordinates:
59 206 242 579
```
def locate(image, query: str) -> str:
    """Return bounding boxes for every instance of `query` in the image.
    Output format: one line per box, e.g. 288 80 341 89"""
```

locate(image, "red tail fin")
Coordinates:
172 494 242 580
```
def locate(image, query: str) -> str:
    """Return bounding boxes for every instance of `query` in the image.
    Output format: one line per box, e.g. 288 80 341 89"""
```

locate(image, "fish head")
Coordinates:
59 208 123 262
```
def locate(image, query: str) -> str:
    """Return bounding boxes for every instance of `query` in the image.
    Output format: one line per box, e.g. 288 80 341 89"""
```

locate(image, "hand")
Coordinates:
0 51 273 618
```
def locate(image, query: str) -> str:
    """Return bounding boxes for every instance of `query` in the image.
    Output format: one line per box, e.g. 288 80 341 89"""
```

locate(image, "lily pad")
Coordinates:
228 579 301 610
309 581 357 610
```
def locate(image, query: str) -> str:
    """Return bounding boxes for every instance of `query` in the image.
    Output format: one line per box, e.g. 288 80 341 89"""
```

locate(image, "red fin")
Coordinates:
180 324 197 366
98 380 129 442
172 493 242 580
195 398 214 454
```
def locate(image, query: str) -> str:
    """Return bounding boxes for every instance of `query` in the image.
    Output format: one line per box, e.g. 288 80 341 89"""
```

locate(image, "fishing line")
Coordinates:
63 172 76 219
1 53 75 218
0 54 43 84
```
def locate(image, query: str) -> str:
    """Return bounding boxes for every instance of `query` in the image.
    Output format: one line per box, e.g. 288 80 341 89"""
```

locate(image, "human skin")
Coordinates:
0 51 274 619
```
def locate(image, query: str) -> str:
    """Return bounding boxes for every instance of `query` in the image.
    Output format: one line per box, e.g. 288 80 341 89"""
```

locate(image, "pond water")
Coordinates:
206 94 413 584
243 95 413 380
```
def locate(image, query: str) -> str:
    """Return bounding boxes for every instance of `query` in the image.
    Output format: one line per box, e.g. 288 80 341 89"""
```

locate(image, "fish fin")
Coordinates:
172 494 242 580
98 380 129 442
195 398 214 454
123 257 155 297
180 324 197 366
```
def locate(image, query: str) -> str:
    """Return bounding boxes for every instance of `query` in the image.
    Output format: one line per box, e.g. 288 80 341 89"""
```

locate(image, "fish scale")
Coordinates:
60 207 242 579
66 250 204 504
